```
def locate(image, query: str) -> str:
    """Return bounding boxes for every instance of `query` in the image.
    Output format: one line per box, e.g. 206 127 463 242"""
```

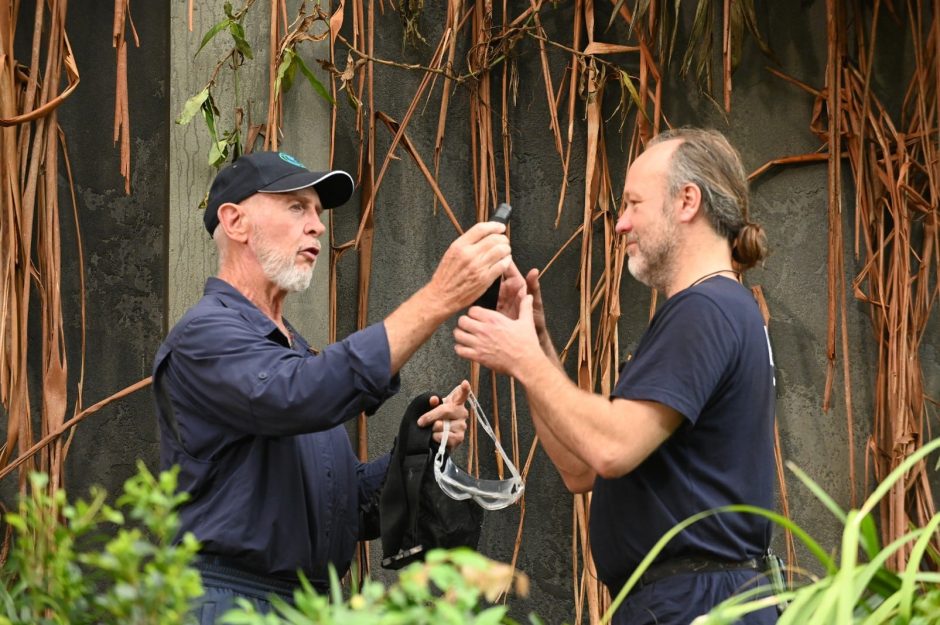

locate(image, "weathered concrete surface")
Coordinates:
42 0 168 497
168 1 331 346
12 0 933 623
325 1 920 622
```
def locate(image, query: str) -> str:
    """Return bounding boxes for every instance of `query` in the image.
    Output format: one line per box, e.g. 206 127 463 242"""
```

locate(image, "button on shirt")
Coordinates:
152 278 399 585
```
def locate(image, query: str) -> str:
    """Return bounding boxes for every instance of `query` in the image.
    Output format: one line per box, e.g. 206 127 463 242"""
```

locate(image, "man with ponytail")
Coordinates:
455 128 778 624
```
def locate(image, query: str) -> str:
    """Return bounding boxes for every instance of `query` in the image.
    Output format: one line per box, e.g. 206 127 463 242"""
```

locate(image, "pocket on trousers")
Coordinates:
198 601 217 625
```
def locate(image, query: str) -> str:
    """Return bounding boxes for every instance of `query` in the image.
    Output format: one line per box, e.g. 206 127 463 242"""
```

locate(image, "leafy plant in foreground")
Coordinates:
221 548 534 625
601 437 940 625
0 463 202 625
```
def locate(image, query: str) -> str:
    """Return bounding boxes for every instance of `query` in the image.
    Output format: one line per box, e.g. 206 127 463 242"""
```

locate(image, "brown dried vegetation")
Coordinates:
0 2 937 623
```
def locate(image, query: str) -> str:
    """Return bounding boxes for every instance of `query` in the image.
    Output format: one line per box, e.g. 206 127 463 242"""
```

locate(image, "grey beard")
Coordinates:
256 240 314 293
627 239 677 293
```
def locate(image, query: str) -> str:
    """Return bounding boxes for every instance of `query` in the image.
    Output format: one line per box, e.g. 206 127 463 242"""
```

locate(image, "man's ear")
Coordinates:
676 182 702 224
217 202 249 242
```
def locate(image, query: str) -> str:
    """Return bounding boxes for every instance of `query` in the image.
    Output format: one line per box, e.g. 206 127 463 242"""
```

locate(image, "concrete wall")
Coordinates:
8 1 934 624
48 1 169 497
168 1 332 345
326 2 896 622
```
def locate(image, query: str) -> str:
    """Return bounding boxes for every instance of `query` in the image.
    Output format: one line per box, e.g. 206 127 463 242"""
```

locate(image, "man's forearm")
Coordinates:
515 347 679 483
512 351 598 492
529 399 596 492
384 285 451 375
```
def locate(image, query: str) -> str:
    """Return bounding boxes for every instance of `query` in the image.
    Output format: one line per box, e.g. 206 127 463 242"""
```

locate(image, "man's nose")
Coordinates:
307 212 326 237
615 211 632 234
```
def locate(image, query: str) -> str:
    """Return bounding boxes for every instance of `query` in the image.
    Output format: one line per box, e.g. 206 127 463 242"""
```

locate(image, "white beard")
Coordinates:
253 228 314 293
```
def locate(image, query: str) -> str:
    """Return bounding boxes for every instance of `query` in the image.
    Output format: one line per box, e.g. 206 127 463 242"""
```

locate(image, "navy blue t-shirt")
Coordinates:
590 276 776 591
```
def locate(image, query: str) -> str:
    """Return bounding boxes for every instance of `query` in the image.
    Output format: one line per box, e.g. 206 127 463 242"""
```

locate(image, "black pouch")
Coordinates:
379 392 484 569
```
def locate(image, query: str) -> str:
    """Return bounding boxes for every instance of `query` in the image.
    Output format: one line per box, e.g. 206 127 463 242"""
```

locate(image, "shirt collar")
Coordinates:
204 277 292 348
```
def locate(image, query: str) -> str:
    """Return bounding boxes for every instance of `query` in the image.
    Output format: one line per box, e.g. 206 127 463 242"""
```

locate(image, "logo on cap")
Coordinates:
278 152 305 168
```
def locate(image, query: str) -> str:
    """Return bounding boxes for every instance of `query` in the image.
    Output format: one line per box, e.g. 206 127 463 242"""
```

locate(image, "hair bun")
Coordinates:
731 222 768 270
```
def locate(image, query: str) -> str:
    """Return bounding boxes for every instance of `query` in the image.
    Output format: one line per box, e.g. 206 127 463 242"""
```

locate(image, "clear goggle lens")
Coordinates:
433 390 525 511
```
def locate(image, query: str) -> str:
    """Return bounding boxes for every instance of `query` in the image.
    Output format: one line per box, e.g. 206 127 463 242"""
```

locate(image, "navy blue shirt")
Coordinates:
590 276 775 591
152 278 399 585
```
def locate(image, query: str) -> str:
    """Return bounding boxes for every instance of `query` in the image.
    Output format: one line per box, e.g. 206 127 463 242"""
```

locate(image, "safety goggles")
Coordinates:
433 390 525 511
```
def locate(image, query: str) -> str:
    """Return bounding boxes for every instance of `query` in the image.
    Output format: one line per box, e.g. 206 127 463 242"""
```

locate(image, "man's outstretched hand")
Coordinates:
418 379 471 449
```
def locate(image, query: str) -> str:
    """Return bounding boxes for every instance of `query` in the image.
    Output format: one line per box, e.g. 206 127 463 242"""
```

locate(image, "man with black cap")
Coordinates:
152 151 510 623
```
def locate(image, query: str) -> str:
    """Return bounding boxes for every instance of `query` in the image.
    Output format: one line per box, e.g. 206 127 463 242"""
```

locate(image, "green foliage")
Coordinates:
687 437 940 625
598 437 940 624
218 548 533 625
0 463 539 625
179 0 333 168
275 49 334 107
196 2 254 59
0 462 203 625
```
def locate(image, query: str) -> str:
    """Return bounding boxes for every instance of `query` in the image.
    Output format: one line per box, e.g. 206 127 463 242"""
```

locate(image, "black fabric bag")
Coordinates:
380 392 483 569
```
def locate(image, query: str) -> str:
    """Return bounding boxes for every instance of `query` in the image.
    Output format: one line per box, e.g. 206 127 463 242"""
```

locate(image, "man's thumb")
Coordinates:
521 294 535 319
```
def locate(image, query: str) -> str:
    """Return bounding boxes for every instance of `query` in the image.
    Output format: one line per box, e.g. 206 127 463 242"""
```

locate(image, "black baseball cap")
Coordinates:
204 151 355 234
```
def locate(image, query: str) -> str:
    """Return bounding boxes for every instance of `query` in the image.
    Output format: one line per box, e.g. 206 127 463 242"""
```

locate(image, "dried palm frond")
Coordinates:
0 2 154 552
629 0 774 112
759 0 940 570
112 0 139 194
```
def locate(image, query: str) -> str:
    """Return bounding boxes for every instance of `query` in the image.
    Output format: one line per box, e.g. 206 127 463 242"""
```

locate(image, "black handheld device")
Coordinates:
490 202 512 225
473 203 512 310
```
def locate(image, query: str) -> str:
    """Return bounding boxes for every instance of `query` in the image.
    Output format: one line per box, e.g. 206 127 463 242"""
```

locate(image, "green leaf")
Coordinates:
199 95 230 167
606 0 628 32
275 49 298 97
434 600 464 625
857 512 881 560
196 18 233 57
786 461 847 523
4 513 26 533
740 0 776 60
860 437 940 518
619 71 649 125
475 605 509 625
176 88 210 126
447 547 488 568
208 139 229 168
898 513 940 620
295 54 336 105
680 0 710 77
666 0 683 68
229 22 253 59
201 94 219 139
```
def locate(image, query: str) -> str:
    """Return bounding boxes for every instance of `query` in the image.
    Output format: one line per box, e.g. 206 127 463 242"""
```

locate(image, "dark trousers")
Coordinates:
611 569 778 625
191 557 300 625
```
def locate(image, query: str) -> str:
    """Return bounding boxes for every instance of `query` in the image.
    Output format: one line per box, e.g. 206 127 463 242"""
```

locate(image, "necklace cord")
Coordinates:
688 269 741 289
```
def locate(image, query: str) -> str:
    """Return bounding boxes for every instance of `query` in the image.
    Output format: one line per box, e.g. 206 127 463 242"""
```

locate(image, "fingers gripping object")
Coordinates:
433 389 525 510
473 203 512 310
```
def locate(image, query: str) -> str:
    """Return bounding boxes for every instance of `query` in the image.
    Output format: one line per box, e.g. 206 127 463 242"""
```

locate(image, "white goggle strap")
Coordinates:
465 390 522 483
433 391 523 486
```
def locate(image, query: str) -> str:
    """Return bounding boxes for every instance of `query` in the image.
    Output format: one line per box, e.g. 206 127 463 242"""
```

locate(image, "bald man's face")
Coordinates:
618 141 681 291
244 188 325 292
